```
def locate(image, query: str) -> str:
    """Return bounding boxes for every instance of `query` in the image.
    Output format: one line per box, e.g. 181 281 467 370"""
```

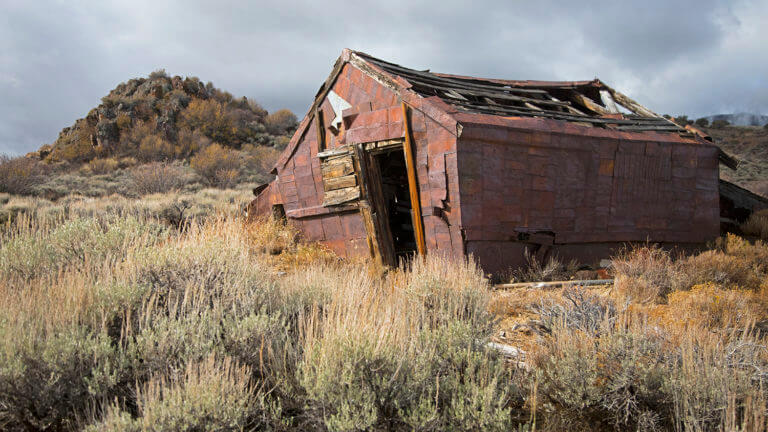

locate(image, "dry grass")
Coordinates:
742 209 768 241
0 198 515 431
3 188 768 430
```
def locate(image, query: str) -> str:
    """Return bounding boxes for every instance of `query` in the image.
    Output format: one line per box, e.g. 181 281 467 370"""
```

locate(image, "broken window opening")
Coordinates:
272 204 286 221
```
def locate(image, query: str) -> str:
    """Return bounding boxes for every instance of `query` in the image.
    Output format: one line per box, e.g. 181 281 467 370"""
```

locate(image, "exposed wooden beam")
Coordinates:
604 87 660 118
401 102 427 255
570 91 610 115
315 108 326 152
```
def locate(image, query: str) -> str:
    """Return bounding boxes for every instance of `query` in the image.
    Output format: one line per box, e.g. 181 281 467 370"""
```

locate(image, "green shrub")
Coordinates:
89 356 263 431
532 324 671 431
300 320 517 432
0 327 121 431
0 216 167 281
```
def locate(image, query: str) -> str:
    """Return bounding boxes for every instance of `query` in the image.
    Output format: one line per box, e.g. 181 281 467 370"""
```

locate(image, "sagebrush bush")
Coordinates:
0 326 120 431
91 355 263 431
611 244 683 304
129 162 190 195
530 314 768 431
0 155 46 195
532 322 671 431
0 215 168 281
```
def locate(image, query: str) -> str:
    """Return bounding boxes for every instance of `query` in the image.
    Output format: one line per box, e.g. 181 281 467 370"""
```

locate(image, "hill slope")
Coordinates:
705 125 768 197
28 70 297 165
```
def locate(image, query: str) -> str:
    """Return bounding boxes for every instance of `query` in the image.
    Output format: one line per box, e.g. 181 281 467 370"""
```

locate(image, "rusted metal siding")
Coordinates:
455 116 720 273
249 50 726 274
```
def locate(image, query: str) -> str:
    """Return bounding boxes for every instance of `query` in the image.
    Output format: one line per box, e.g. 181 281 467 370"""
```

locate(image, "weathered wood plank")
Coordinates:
323 174 357 191
322 186 360 206
321 157 354 178
571 92 610 115
318 147 351 159
606 88 660 118
494 279 614 290
599 90 620 114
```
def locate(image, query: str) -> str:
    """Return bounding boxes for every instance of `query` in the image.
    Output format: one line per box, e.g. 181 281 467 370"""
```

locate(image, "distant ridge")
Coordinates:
704 112 768 127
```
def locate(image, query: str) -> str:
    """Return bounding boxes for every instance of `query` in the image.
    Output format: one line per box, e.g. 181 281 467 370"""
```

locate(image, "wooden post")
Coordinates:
315 108 325 152
401 102 427 255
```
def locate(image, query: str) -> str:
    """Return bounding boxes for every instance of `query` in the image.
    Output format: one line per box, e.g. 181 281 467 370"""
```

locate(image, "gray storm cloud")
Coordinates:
1 0 766 155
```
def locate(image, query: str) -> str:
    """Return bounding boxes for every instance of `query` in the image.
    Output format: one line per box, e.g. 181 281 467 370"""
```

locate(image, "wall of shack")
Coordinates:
265 63 463 259
455 118 721 274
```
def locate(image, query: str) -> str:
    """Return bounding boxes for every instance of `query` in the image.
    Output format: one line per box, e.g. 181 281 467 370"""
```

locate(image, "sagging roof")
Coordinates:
275 49 739 172
353 51 738 170
355 51 681 133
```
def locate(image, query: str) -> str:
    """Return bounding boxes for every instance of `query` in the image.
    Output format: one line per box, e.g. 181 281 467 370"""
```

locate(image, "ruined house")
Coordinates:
248 49 743 274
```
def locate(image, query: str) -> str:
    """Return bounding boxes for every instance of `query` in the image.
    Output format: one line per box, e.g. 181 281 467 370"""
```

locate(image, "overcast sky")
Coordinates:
2 0 767 155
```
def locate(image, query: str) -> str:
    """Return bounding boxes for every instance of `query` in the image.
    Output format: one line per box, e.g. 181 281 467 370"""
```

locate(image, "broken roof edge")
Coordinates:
274 49 460 171
453 112 723 146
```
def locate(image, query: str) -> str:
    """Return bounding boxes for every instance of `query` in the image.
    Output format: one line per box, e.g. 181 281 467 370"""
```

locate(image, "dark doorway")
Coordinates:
372 150 417 261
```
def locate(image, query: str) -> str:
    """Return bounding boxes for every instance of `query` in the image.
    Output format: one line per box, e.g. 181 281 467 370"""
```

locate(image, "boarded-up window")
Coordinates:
319 148 360 206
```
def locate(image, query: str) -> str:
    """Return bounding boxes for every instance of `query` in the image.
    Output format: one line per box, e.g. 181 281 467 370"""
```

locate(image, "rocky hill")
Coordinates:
705 125 768 197
28 70 297 165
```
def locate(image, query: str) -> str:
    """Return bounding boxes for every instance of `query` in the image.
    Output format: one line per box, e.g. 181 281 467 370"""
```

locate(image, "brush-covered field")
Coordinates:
2 192 768 431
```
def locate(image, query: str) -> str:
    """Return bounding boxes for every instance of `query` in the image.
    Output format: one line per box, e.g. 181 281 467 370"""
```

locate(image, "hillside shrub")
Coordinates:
0 155 46 195
54 124 97 163
180 99 236 145
88 157 120 174
129 162 189 195
174 128 210 159
115 113 132 131
266 109 298 136
190 143 241 187
137 134 175 161
0 216 167 281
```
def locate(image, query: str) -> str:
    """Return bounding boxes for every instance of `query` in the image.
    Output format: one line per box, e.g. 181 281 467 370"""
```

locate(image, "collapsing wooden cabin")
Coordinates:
248 49 743 274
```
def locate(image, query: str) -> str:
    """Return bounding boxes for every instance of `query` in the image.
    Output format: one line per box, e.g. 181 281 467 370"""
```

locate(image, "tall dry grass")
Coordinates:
3 192 768 431
0 206 515 431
